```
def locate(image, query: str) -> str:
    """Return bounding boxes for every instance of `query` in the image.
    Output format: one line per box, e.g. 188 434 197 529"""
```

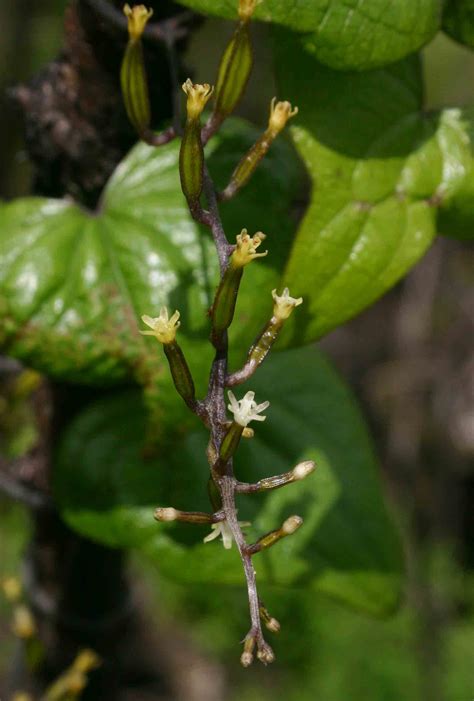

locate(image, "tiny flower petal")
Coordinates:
203 518 250 549
272 287 303 320
140 307 180 344
227 390 269 427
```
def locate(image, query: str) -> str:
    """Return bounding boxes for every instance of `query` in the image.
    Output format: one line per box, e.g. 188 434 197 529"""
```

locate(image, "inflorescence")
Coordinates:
121 0 314 666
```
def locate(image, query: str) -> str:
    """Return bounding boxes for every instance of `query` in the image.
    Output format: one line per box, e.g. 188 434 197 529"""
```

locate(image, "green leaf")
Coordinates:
54 347 403 615
0 119 300 398
177 0 441 70
442 0 474 48
275 36 474 344
438 107 474 241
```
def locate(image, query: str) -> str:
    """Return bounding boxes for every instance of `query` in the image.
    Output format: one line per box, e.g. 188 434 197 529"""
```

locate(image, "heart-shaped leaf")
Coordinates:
0 120 301 401
54 347 403 615
275 35 474 345
177 0 441 70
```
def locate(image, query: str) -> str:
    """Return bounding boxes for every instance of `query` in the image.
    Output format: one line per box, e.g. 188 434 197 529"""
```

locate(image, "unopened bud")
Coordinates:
240 650 254 667
241 634 255 667
257 643 275 664
154 507 178 522
265 616 281 633
293 460 315 480
282 515 303 535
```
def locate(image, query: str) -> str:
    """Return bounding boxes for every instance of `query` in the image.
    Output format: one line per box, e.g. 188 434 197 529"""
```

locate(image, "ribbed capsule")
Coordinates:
121 40 150 134
214 21 253 120
179 118 204 203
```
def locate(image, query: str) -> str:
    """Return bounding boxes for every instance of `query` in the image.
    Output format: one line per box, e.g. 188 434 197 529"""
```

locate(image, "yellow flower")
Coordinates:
140 308 180 344
182 79 214 120
272 287 303 320
267 98 298 137
123 4 153 41
232 229 267 267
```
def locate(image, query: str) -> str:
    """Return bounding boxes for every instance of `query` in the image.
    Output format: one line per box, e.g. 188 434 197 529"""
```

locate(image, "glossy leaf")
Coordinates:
0 120 300 398
177 0 441 70
438 107 474 241
442 0 474 48
54 347 403 615
275 36 474 345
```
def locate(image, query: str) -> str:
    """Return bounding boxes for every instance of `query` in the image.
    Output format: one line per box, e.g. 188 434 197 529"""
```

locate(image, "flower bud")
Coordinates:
123 4 153 41
293 460 316 480
154 507 179 522
257 645 275 664
282 515 303 535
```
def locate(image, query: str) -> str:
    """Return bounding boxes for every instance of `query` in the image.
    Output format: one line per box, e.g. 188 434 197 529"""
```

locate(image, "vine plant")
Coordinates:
122 0 315 666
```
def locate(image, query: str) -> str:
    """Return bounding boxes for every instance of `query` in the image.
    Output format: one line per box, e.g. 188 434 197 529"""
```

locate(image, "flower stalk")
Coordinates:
220 97 298 201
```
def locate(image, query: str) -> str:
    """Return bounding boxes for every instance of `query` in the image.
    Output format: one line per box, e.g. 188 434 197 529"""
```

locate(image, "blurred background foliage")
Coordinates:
0 1 473 700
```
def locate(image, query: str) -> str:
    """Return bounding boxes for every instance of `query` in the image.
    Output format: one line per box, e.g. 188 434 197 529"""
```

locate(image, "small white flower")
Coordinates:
203 519 250 549
227 390 269 427
140 307 180 344
272 287 303 320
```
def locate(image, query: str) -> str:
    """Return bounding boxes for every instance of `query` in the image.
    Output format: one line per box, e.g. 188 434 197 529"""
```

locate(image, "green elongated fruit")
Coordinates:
214 21 253 120
179 118 204 203
120 38 151 135
163 341 195 406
